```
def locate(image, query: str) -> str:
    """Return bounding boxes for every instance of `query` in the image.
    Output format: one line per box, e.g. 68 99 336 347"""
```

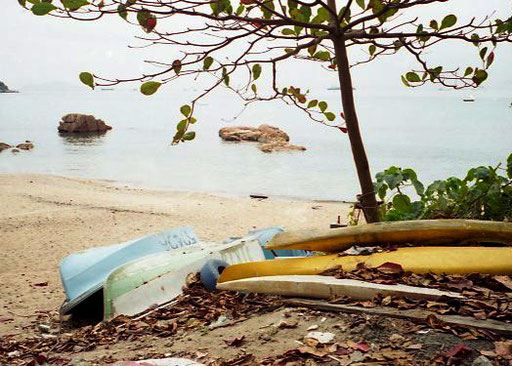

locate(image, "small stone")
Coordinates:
472 355 494 366
306 332 335 344
16 141 34 150
307 325 319 331
38 324 51 333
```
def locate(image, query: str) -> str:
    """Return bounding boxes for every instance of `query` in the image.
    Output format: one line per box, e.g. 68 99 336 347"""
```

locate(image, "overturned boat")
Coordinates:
59 226 307 319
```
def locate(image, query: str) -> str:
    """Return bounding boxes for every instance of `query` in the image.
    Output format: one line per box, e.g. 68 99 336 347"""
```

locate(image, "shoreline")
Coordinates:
0 173 350 336
19 172 358 204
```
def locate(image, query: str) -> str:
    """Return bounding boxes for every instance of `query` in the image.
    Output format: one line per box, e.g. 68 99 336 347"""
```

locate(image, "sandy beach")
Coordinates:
0 173 350 336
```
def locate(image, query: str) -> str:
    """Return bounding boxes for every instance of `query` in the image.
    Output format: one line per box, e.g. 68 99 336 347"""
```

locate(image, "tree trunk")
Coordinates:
331 36 380 223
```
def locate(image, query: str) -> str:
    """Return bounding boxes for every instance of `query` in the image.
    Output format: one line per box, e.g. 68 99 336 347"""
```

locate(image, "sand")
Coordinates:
0 174 350 336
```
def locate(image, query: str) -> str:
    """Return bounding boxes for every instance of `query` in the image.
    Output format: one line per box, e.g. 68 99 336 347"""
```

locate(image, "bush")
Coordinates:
371 152 512 222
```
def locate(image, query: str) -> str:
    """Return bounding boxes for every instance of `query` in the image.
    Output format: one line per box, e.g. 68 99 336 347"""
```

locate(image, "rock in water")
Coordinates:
219 124 305 153
0 142 12 152
218 126 262 141
58 114 112 133
16 141 34 150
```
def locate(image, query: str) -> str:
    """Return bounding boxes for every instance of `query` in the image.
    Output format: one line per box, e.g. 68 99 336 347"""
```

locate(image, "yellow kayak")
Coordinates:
267 219 512 252
218 246 512 283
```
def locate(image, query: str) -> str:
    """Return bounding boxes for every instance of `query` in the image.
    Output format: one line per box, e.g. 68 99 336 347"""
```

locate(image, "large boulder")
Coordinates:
0 142 12 152
58 114 112 133
219 124 305 153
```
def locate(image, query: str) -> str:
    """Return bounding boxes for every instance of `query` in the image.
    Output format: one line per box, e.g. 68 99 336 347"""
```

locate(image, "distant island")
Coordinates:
0 81 18 93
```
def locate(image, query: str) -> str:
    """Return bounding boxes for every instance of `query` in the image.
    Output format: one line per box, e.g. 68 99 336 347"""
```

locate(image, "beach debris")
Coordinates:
472 355 493 366
219 125 306 153
31 281 48 287
0 316 14 323
223 335 245 347
319 263 512 325
208 315 229 330
306 331 335 344
113 358 205 366
249 194 268 200
0 142 12 152
330 215 347 229
58 113 113 133
16 141 34 151
11 148 20 153
276 320 298 329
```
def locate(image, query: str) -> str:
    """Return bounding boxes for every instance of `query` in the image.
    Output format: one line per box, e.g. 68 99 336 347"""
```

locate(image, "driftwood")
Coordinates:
284 298 512 336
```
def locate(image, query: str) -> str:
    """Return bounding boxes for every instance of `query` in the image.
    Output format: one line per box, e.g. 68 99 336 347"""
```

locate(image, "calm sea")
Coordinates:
0 88 510 201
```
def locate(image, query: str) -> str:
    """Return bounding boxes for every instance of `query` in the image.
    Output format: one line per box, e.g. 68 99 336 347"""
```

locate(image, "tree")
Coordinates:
20 0 512 222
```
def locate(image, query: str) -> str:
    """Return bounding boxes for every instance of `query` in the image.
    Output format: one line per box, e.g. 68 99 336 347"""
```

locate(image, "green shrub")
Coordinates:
371 152 512 222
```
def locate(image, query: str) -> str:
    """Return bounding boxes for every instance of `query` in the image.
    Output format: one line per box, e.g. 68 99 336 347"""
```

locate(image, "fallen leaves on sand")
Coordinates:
320 263 512 325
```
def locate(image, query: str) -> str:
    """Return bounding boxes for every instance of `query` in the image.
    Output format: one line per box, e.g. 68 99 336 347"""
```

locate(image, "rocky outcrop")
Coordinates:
58 114 112 133
219 124 305 153
259 141 306 153
16 141 34 151
0 142 12 152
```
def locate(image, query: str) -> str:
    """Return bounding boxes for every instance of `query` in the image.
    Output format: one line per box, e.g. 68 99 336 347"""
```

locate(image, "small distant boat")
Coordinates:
59 226 201 315
463 95 475 102
328 87 356 91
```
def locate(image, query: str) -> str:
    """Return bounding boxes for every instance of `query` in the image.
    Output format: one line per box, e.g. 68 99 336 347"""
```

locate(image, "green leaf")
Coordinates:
392 194 411 212
313 51 330 61
316 7 329 23
117 4 128 20
307 99 318 108
79 72 94 90
180 105 191 117
401 75 410 87
471 33 480 45
473 69 488 86
251 84 257 93
429 19 438 30
464 67 473 77
183 131 196 141
369 45 376 56
140 81 162 96
235 4 244 15
413 180 425 196
324 112 336 121
405 72 421 82
252 64 262 80
31 2 56 15
61 0 89 10
222 67 230 86
177 120 187 132
440 14 457 30
506 152 512 178
203 57 214 70
479 47 488 60
318 101 327 112
18 0 27 7
189 117 197 124
282 28 295 35
356 0 365 9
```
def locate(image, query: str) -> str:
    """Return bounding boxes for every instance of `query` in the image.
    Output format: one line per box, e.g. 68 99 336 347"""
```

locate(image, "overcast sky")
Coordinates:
1 0 511 93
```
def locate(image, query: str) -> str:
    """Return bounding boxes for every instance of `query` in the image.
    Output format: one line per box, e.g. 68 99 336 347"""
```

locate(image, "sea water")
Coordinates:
0 88 510 201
